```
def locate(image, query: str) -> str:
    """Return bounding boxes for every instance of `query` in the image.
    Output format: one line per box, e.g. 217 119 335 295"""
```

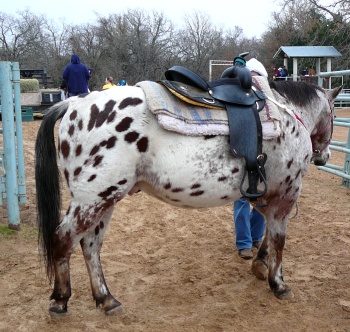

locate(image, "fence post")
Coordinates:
12 62 26 204
0 62 21 230
342 125 350 187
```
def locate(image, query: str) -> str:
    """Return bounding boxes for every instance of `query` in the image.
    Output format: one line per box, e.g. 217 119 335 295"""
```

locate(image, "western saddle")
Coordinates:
160 52 268 200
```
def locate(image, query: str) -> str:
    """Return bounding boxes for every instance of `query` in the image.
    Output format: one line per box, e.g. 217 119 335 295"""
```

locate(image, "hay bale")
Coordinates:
20 79 40 93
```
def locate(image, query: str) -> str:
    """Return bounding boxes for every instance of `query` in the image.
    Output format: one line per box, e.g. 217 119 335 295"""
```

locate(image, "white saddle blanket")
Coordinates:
136 76 281 139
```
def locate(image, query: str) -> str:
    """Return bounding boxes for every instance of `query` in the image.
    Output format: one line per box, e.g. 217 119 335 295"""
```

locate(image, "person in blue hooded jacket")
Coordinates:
62 54 91 97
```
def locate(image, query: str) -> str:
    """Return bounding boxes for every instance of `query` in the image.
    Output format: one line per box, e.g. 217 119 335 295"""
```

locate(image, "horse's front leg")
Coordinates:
251 225 269 280
267 225 293 299
80 207 125 316
264 204 293 300
252 203 294 299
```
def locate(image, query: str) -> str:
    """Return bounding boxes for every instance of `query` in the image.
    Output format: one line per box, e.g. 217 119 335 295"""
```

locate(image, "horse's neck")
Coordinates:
290 105 312 134
273 91 322 135
295 96 328 135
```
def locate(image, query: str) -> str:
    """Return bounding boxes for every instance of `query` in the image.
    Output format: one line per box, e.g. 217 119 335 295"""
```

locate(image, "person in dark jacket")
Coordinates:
62 54 90 97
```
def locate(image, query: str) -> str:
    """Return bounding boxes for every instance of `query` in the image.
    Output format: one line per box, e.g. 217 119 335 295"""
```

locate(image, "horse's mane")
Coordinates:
270 80 323 106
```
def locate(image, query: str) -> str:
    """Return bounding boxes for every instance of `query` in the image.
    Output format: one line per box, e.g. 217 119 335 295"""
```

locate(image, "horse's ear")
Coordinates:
327 85 343 101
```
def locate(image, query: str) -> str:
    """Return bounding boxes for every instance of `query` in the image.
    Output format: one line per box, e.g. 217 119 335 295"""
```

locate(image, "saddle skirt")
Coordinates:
136 76 281 139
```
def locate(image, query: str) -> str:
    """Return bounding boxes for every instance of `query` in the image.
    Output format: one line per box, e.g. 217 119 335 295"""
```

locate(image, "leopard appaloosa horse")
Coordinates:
35 80 341 316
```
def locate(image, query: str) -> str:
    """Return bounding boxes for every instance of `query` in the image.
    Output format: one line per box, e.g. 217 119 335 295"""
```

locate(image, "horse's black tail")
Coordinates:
35 101 69 283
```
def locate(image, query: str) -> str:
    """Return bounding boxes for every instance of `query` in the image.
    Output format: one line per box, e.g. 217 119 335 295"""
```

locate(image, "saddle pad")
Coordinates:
156 113 281 139
136 77 281 139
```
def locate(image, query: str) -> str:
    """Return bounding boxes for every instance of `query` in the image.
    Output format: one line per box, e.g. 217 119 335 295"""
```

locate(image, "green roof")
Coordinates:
273 46 341 59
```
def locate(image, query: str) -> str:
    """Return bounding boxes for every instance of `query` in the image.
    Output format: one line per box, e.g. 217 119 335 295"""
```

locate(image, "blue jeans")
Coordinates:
234 198 265 250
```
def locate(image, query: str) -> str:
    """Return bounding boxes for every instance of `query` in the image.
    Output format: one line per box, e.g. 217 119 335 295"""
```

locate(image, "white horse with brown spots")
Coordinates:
35 80 341 316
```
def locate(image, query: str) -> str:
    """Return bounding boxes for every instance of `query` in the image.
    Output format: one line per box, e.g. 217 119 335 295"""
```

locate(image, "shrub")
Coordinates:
20 79 40 93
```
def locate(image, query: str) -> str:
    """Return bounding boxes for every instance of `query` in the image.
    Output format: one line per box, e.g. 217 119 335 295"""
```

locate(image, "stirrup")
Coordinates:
240 166 268 200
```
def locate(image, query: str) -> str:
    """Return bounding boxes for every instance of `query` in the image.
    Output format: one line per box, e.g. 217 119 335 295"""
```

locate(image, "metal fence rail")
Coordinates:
317 118 350 188
316 69 350 187
333 89 350 108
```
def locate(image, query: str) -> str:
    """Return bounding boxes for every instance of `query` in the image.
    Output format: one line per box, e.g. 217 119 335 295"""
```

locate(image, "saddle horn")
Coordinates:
221 52 252 90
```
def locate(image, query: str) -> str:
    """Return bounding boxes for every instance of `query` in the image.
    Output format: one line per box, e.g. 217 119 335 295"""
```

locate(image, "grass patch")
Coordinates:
0 224 37 240
0 225 18 237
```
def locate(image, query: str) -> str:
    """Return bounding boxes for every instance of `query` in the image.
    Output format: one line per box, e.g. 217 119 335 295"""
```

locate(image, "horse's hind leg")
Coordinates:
80 206 125 316
49 213 76 316
49 202 113 316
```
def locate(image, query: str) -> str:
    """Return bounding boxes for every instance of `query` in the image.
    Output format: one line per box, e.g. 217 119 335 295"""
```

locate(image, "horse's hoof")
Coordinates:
49 301 68 319
274 286 294 300
251 259 268 280
105 305 126 316
96 295 125 316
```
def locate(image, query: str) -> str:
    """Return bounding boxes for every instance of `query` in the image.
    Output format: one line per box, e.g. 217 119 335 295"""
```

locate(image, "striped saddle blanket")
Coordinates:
136 76 281 139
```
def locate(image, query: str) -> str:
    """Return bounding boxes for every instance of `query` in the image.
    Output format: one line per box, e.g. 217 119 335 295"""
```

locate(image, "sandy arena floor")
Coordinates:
0 109 349 332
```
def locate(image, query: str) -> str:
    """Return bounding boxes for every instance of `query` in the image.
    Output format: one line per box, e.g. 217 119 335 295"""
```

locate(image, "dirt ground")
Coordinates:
0 108 350 332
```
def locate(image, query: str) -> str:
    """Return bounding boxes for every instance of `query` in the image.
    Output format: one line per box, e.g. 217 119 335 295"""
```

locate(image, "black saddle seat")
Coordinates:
165 66 266 106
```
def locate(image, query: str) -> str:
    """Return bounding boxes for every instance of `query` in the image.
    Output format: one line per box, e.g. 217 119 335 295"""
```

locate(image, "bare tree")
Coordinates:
0 10 45 64
174 10 224 79
38 18 73 87
3 3 350 91
308 0 350 21
0 11 71 86
94 9 175 85
277 0 350 73
61 23 105 89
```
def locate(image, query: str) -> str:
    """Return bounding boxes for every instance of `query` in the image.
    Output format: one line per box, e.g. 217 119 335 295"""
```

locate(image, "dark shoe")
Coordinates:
238 248 253 260
253 241 262 249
